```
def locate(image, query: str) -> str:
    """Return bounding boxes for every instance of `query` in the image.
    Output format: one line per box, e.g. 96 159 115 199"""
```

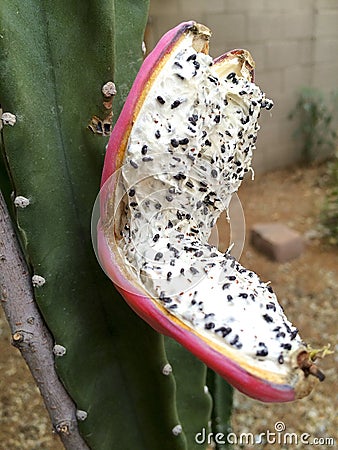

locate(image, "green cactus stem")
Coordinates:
0 2 206 448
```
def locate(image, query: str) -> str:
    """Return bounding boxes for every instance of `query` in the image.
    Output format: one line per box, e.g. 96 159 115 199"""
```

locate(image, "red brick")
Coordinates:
250 223 304 262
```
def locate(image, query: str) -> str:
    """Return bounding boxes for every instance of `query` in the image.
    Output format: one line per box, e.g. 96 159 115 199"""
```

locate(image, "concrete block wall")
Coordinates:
146 0 338 173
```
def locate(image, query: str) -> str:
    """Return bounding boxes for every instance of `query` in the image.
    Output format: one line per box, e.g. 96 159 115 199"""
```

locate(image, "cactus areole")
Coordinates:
98 21 325 402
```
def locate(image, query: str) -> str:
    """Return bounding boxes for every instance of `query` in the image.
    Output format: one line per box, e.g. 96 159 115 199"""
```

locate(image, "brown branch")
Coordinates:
0 190 90 450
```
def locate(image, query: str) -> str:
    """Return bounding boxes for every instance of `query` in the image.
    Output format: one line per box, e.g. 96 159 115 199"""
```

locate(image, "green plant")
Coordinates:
0 3 233 449
289 87 338 163
321 153 338 245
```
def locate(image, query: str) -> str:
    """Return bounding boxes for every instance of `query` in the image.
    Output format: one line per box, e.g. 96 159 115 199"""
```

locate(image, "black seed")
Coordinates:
169 304 177 309
180 268 185 275
155 130 161 139
166 195 173 202
129 188 135 197
210 252 218 258
228 276 236 281
225 130 232 138
214 115 221 123
187 53 196 61
188 115 198 126
263 314 273 323
221 144 226 153
226 72 236 80
134 212 141 219
211 169 218 178
230 335 240 346
171 100 181 109
205 322 215 330
186 213 191 220
256 348 268 357
179 137 189 145
238 130 243 139
141 145 148 155
130 201 138 207
227 295 233 301
222 283 230 290
153 234 160 242
142 156 153 162
281 343 292 351
154 252 163 261
156 96 165 105
190 267 199 275
194 251 203 257
204 139 212 146
174 173 186 180
177 211 183 220
290 329 298 340
266 302 276 312
162 297 172 304
267 286 274 294
193 60 200 69
241 116 250 125
167 272 172 280
239 293 248 298
196 200 202 208
130 160 138 169
215 326 232 337
167 220 173 228
276 332 286 338
171 138 179 148
199 187 207 192
278 354 284 364
208 75 218 85
174 61 183 69
155 203 161 210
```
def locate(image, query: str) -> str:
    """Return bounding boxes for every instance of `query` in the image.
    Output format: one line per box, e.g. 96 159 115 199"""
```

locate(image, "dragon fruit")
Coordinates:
97 21 325 402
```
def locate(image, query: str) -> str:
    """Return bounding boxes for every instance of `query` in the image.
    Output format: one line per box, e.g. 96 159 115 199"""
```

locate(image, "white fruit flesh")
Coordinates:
109 30 306 381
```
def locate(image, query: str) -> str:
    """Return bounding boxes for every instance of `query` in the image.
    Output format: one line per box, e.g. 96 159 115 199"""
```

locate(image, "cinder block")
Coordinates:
266 41 300 69
206 13 247 43
250 223 304 262
315 11 338 37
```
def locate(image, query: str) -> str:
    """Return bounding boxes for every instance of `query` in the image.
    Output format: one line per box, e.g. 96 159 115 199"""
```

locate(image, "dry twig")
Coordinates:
0 190 89 450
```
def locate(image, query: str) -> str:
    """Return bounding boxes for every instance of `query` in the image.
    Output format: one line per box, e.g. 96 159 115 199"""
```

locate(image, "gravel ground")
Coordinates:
230 163 337 450
0 162 337 449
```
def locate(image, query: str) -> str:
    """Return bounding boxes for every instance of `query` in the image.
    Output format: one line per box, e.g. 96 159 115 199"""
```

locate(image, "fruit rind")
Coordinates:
98 21 324 403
